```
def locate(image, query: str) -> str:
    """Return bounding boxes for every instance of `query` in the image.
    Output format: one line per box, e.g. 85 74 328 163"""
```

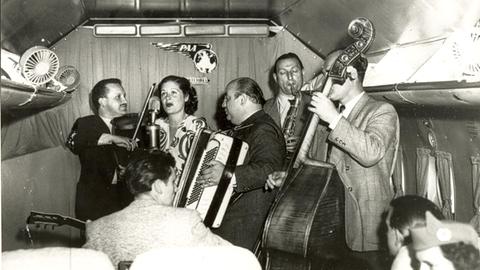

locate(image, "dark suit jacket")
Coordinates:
212 110 286 250
66 115 130 221
264 95 329 162
323 93 400 251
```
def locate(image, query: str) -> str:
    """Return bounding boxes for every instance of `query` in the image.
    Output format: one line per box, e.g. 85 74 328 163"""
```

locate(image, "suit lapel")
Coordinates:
328 94 370 167
267 98 281 127
346 93 369 123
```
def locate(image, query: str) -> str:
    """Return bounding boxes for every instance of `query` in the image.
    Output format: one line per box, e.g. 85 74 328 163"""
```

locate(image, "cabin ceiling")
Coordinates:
1 0 479 57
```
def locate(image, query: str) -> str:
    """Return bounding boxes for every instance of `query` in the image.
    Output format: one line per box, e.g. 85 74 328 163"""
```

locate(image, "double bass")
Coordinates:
260 18 376 269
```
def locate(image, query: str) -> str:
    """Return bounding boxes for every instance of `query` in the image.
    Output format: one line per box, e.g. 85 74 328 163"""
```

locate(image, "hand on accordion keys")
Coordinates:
198 160 226 188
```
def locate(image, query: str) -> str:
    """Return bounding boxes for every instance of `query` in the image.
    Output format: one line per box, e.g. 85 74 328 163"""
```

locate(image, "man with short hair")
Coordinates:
267 50 400 269
308 50 400 269
83 150 231 267
199 77 286 251
264 52 325 154
66 78 137 221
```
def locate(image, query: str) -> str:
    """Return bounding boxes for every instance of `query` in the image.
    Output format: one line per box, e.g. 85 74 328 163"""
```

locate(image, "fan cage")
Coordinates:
20 47 60 86
56 66 81 92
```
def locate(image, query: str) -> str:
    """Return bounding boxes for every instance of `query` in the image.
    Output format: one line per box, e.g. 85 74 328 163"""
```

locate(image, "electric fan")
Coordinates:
54 65 81 93
449 19 480 80
19 46 59 86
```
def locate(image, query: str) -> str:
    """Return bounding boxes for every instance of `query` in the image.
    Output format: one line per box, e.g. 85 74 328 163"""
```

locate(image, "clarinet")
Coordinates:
282 91 301 159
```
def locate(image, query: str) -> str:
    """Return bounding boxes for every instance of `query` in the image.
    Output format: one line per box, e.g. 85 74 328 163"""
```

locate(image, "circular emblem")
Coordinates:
436 228 452 242
193 49 218 73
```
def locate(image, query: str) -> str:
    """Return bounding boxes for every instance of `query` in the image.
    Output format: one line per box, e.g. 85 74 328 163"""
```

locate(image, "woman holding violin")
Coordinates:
155 75 207 178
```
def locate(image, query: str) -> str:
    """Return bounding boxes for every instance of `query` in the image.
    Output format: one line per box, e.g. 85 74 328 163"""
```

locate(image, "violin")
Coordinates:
111 83 162 150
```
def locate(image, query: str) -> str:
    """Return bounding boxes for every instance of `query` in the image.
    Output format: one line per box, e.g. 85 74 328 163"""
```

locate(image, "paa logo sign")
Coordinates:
152 42 218 74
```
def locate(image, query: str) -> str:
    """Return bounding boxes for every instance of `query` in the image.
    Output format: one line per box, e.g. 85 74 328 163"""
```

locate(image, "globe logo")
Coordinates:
193 49 218 73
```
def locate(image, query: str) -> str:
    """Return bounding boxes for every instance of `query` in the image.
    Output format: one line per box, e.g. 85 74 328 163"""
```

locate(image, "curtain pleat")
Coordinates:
470 155 480 234
392 145 405 197
416 148 431 196
435 151 454 220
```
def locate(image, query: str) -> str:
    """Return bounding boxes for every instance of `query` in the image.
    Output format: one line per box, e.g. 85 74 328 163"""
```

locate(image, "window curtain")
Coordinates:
470 155 480 234
392 145 405 197
416 148 431 196
435 151 455 220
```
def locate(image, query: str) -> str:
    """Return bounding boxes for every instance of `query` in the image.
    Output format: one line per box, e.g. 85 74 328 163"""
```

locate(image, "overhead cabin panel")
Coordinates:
277 0 480 56
1 0 87 54
84 0 286 18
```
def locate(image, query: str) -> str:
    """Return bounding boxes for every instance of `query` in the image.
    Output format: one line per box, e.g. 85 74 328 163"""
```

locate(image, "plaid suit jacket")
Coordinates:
326 93 399 251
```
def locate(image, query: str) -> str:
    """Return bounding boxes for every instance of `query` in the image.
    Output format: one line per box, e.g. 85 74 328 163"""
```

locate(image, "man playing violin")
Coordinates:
267 51 400 270
66 78 138 222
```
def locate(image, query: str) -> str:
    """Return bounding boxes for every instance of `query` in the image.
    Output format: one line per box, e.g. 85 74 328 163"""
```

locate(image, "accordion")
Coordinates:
174 129 249 228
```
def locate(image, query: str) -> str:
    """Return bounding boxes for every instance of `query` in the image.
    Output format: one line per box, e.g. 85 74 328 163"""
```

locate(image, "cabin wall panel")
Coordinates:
49 27 322 129
397 107 480 222
1 146 81 251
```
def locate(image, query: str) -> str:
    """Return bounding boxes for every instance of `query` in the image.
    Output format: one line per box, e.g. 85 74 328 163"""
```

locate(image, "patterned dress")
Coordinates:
155 115 207 177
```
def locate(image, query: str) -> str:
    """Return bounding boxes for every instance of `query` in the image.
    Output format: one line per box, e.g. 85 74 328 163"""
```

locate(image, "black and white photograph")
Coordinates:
1 0 480 269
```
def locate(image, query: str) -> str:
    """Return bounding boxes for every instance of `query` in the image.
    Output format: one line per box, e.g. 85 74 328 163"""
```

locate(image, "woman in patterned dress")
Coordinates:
155 75 207 178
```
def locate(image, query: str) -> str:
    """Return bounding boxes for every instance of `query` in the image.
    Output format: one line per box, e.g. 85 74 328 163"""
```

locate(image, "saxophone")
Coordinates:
282 90 301 158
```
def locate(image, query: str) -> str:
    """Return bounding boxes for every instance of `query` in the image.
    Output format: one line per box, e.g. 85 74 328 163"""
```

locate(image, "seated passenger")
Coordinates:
130 246 261 270
83 150 230 267
410 211 480 270
386 195 445 270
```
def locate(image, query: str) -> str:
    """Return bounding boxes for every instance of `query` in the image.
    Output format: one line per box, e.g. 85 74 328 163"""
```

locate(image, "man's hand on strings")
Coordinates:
265 171 287 190
109 134 138 151
308 92 338 124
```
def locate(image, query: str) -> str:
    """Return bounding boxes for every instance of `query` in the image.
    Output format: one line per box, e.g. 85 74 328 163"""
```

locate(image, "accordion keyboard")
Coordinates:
174 129 248 228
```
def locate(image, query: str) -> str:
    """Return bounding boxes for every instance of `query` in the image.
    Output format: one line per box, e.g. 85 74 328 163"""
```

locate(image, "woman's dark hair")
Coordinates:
227 77 266 105
389 195 445 245
157 75 199 117
125 150 175 196
91 78 122 111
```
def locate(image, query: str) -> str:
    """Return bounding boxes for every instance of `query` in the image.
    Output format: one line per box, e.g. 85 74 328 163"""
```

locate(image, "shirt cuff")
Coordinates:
232 174 237 188
97 133 111 145
328 115 343 130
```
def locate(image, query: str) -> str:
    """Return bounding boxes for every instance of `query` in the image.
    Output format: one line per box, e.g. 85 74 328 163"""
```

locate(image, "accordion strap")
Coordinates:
203 137 244 227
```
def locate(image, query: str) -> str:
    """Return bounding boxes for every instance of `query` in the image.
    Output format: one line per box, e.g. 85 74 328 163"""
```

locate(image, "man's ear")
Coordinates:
239 94 247 105
396 228 408 245
98 97 106 107
151 179 164 195
273 73 278 84
346 66 357 81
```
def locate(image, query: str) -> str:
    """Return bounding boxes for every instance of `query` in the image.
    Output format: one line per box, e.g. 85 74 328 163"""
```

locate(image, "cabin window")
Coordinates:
416 148 455 219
